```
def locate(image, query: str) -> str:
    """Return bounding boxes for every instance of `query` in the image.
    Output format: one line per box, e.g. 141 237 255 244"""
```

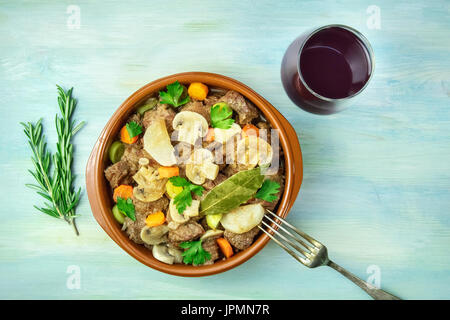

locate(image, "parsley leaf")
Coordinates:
189 184 204 197
126 121 143 138
210 102 235 129
159 81 190 107
255 179 280 202
169 177 204 214
116 197 136 221
169 176 191 188
179 240 211 265
173 188 192 214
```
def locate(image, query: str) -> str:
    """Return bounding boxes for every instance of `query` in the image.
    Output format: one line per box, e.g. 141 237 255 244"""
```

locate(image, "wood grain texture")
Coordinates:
1 0 449 299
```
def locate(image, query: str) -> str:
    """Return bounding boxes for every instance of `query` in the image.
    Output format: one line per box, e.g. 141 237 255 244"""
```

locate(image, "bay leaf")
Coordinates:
200 167 265 216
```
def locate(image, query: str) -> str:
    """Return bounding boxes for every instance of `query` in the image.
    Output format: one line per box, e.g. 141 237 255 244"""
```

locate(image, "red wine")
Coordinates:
300 27 371 99
281 25 373 114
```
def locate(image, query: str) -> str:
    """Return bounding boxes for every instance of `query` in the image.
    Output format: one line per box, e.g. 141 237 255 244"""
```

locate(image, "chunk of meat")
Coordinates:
122 197 169 244
132 195 169 215
256 121 270 130
121 144 157 173
181 100 211 124
104 161 133 189
203 94 221 109
142 103 176 133
256 121 272 143
219 91 259 124
224 227 260 250
168 221 205 245
201 237 220 265
202 173 227 191
203 141 226 170
199 217 210 231
122 211 147 244
223 159 256 176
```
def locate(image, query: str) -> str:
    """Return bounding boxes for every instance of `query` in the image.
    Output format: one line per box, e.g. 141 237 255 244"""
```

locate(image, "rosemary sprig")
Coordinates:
21 85 85 235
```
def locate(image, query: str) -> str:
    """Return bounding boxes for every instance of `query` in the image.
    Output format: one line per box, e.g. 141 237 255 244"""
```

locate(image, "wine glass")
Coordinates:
281 24 375 115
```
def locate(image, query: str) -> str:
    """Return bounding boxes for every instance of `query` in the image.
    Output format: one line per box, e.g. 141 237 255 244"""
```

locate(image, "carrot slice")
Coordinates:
113 185 133 202
241 124 259 138
145 211 166 227
120 125 138 144
216 238 234 258
205 127 215 142
158 166 179 178
188 82 209 100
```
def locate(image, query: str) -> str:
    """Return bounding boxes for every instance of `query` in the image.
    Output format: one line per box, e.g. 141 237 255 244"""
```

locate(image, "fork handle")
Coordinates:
327 260 401 300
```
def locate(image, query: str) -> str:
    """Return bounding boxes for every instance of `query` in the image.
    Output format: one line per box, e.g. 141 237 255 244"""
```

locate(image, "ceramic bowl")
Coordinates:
86 72 303 276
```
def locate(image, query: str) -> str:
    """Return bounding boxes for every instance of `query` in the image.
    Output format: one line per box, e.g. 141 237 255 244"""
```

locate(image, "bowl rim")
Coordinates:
86 72 303 277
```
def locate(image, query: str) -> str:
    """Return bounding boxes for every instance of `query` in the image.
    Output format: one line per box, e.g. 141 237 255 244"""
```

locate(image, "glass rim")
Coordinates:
296 24 375 102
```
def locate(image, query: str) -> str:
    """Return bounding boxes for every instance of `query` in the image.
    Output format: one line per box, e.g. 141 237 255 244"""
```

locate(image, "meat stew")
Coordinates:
104 81 285 266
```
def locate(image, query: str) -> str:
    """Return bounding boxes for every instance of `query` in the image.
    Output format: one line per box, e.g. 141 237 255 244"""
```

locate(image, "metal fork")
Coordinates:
259 210 401 300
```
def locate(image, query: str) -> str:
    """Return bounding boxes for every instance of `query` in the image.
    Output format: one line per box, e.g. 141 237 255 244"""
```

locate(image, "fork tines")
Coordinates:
258 210 322 266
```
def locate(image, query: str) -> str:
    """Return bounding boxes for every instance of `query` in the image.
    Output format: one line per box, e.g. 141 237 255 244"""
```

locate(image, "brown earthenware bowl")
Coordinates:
86 72 303 276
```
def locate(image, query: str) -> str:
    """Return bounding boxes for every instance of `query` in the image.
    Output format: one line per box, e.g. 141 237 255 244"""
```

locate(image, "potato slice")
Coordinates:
201 162 220 180
220 204 264 234
143 119 176 166
183 199 200 217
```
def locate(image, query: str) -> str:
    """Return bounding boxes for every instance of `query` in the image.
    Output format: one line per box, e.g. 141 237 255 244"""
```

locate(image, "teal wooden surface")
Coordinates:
1 0 449 299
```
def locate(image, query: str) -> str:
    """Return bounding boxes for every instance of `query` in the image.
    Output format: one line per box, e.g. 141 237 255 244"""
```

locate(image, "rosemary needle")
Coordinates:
21 85 85 235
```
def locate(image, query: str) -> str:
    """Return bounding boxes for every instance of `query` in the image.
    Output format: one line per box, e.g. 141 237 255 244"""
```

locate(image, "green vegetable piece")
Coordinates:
179 240 211 265
206 213 223 229
200 167 265 216
210 102 234 129
112 205 125 224
137 98 158 115
159 81 190 108
116 197 136 221
108 141 125 164
255 179 281 202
